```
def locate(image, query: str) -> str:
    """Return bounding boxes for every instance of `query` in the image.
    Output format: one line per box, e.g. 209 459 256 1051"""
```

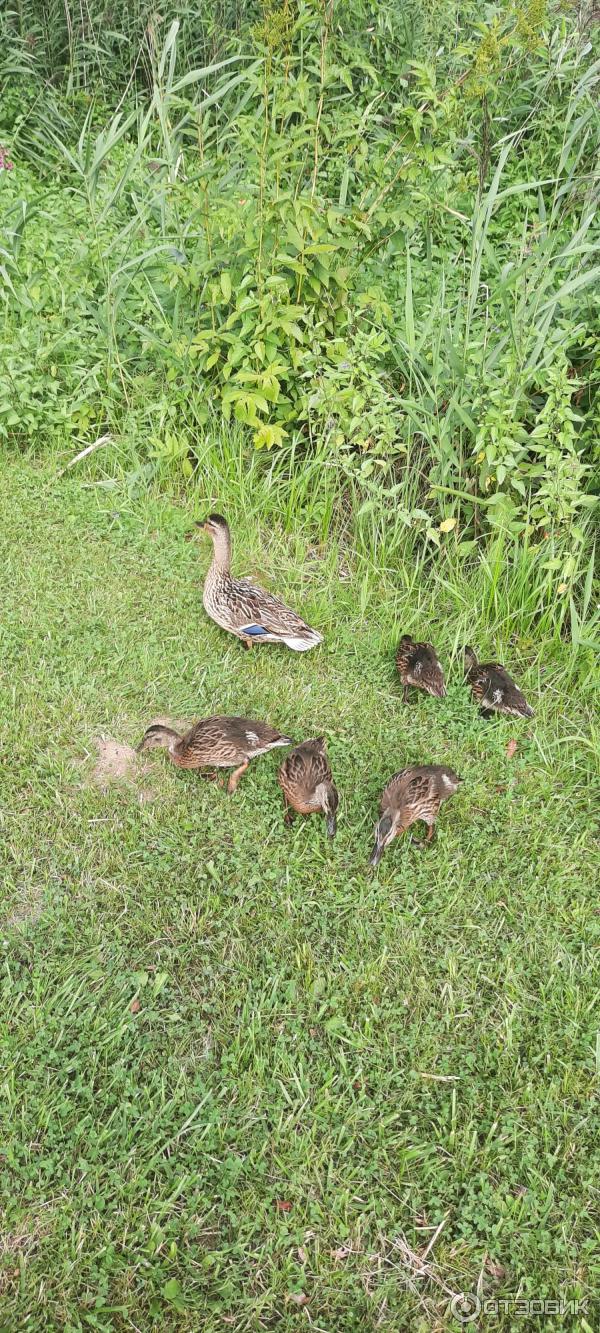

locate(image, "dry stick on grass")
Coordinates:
390 1229 458 1299
365 1216 456 1299
418 1071 461 1082
365 1221 459 1327
59 434 112 474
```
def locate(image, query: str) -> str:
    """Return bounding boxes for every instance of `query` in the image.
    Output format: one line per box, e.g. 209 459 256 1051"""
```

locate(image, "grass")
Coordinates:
0 449 598 1331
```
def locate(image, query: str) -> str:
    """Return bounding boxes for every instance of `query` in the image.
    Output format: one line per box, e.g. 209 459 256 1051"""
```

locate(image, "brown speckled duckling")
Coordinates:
370 764 462 865
464 646 534 719
396 635 446 702
138 716 293 794
278 737 339 837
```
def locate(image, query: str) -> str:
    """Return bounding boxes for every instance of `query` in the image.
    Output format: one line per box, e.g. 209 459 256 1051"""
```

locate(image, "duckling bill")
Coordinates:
370 764 462 865
396 635 446 701
197 513 323 652
464 646 534 719
138 715 293 794
278 737 339 836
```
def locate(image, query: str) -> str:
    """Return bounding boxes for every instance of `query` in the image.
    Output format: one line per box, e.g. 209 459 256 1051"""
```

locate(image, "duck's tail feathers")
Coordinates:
281 628 323 651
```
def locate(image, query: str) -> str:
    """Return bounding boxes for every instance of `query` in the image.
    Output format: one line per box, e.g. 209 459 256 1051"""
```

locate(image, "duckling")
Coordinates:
370 764 462 865
277 737 339 837
464 646 534 719
396 634 446 702
137 715 293 794
197 513 323 651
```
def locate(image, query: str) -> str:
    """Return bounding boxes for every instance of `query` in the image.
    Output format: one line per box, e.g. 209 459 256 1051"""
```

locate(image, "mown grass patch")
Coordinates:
0 454 598 1330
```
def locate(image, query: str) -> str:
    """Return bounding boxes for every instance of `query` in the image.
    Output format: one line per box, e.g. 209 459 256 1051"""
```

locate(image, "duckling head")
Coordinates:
370 809 405 866
137 724 180 754
315 781 339 838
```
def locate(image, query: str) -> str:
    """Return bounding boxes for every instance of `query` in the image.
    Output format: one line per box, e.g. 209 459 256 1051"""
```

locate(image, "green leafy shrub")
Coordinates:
0 0 598 564
184 194 400 452
528 352 590 530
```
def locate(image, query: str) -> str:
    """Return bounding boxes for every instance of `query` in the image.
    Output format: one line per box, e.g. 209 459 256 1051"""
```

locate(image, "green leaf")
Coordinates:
286 223 304 251
220 272 232 302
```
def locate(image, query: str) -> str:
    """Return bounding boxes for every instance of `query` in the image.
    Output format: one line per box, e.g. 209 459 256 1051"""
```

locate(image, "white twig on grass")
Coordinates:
59 434 112 474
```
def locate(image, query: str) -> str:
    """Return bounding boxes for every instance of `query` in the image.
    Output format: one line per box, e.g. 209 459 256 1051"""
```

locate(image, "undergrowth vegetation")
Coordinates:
0 0 598 618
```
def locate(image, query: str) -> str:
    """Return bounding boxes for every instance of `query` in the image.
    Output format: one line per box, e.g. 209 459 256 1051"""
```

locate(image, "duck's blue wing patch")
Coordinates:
241 623 270 636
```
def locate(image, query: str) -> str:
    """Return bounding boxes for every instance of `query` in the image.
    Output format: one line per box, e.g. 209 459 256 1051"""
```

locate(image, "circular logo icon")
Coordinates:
450 1293 481 1323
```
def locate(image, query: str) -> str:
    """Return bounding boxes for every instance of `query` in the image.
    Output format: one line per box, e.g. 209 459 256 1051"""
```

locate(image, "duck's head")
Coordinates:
370 808 405 866
194 513 232 563
315 780 339 838
137 724 180 753
425 667 446 699
463 645 478 675
197 512 229 538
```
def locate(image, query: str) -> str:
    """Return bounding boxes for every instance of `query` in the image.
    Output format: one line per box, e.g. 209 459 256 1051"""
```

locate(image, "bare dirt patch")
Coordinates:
92 737 138 788
86 723 190 800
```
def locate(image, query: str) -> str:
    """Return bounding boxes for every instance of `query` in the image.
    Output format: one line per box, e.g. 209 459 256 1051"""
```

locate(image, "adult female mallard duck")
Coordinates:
277 737 339 837
396 634 446 701
137 715 293 793
464 646 534 719
197 513 323 651
370 764 462 865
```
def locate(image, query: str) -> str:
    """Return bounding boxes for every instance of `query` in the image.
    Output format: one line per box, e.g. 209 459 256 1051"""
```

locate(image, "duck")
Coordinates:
464 646 534 719
197 513 323 651
137 715 293 793
396 634 446 701
277 737 339 837
370 764 462 865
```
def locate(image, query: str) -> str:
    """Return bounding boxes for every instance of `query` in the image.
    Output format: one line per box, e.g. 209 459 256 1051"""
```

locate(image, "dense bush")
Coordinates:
0 0 598 563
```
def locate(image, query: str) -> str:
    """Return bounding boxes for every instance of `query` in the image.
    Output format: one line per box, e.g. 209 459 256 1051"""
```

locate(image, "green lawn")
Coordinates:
0 454 598 1330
